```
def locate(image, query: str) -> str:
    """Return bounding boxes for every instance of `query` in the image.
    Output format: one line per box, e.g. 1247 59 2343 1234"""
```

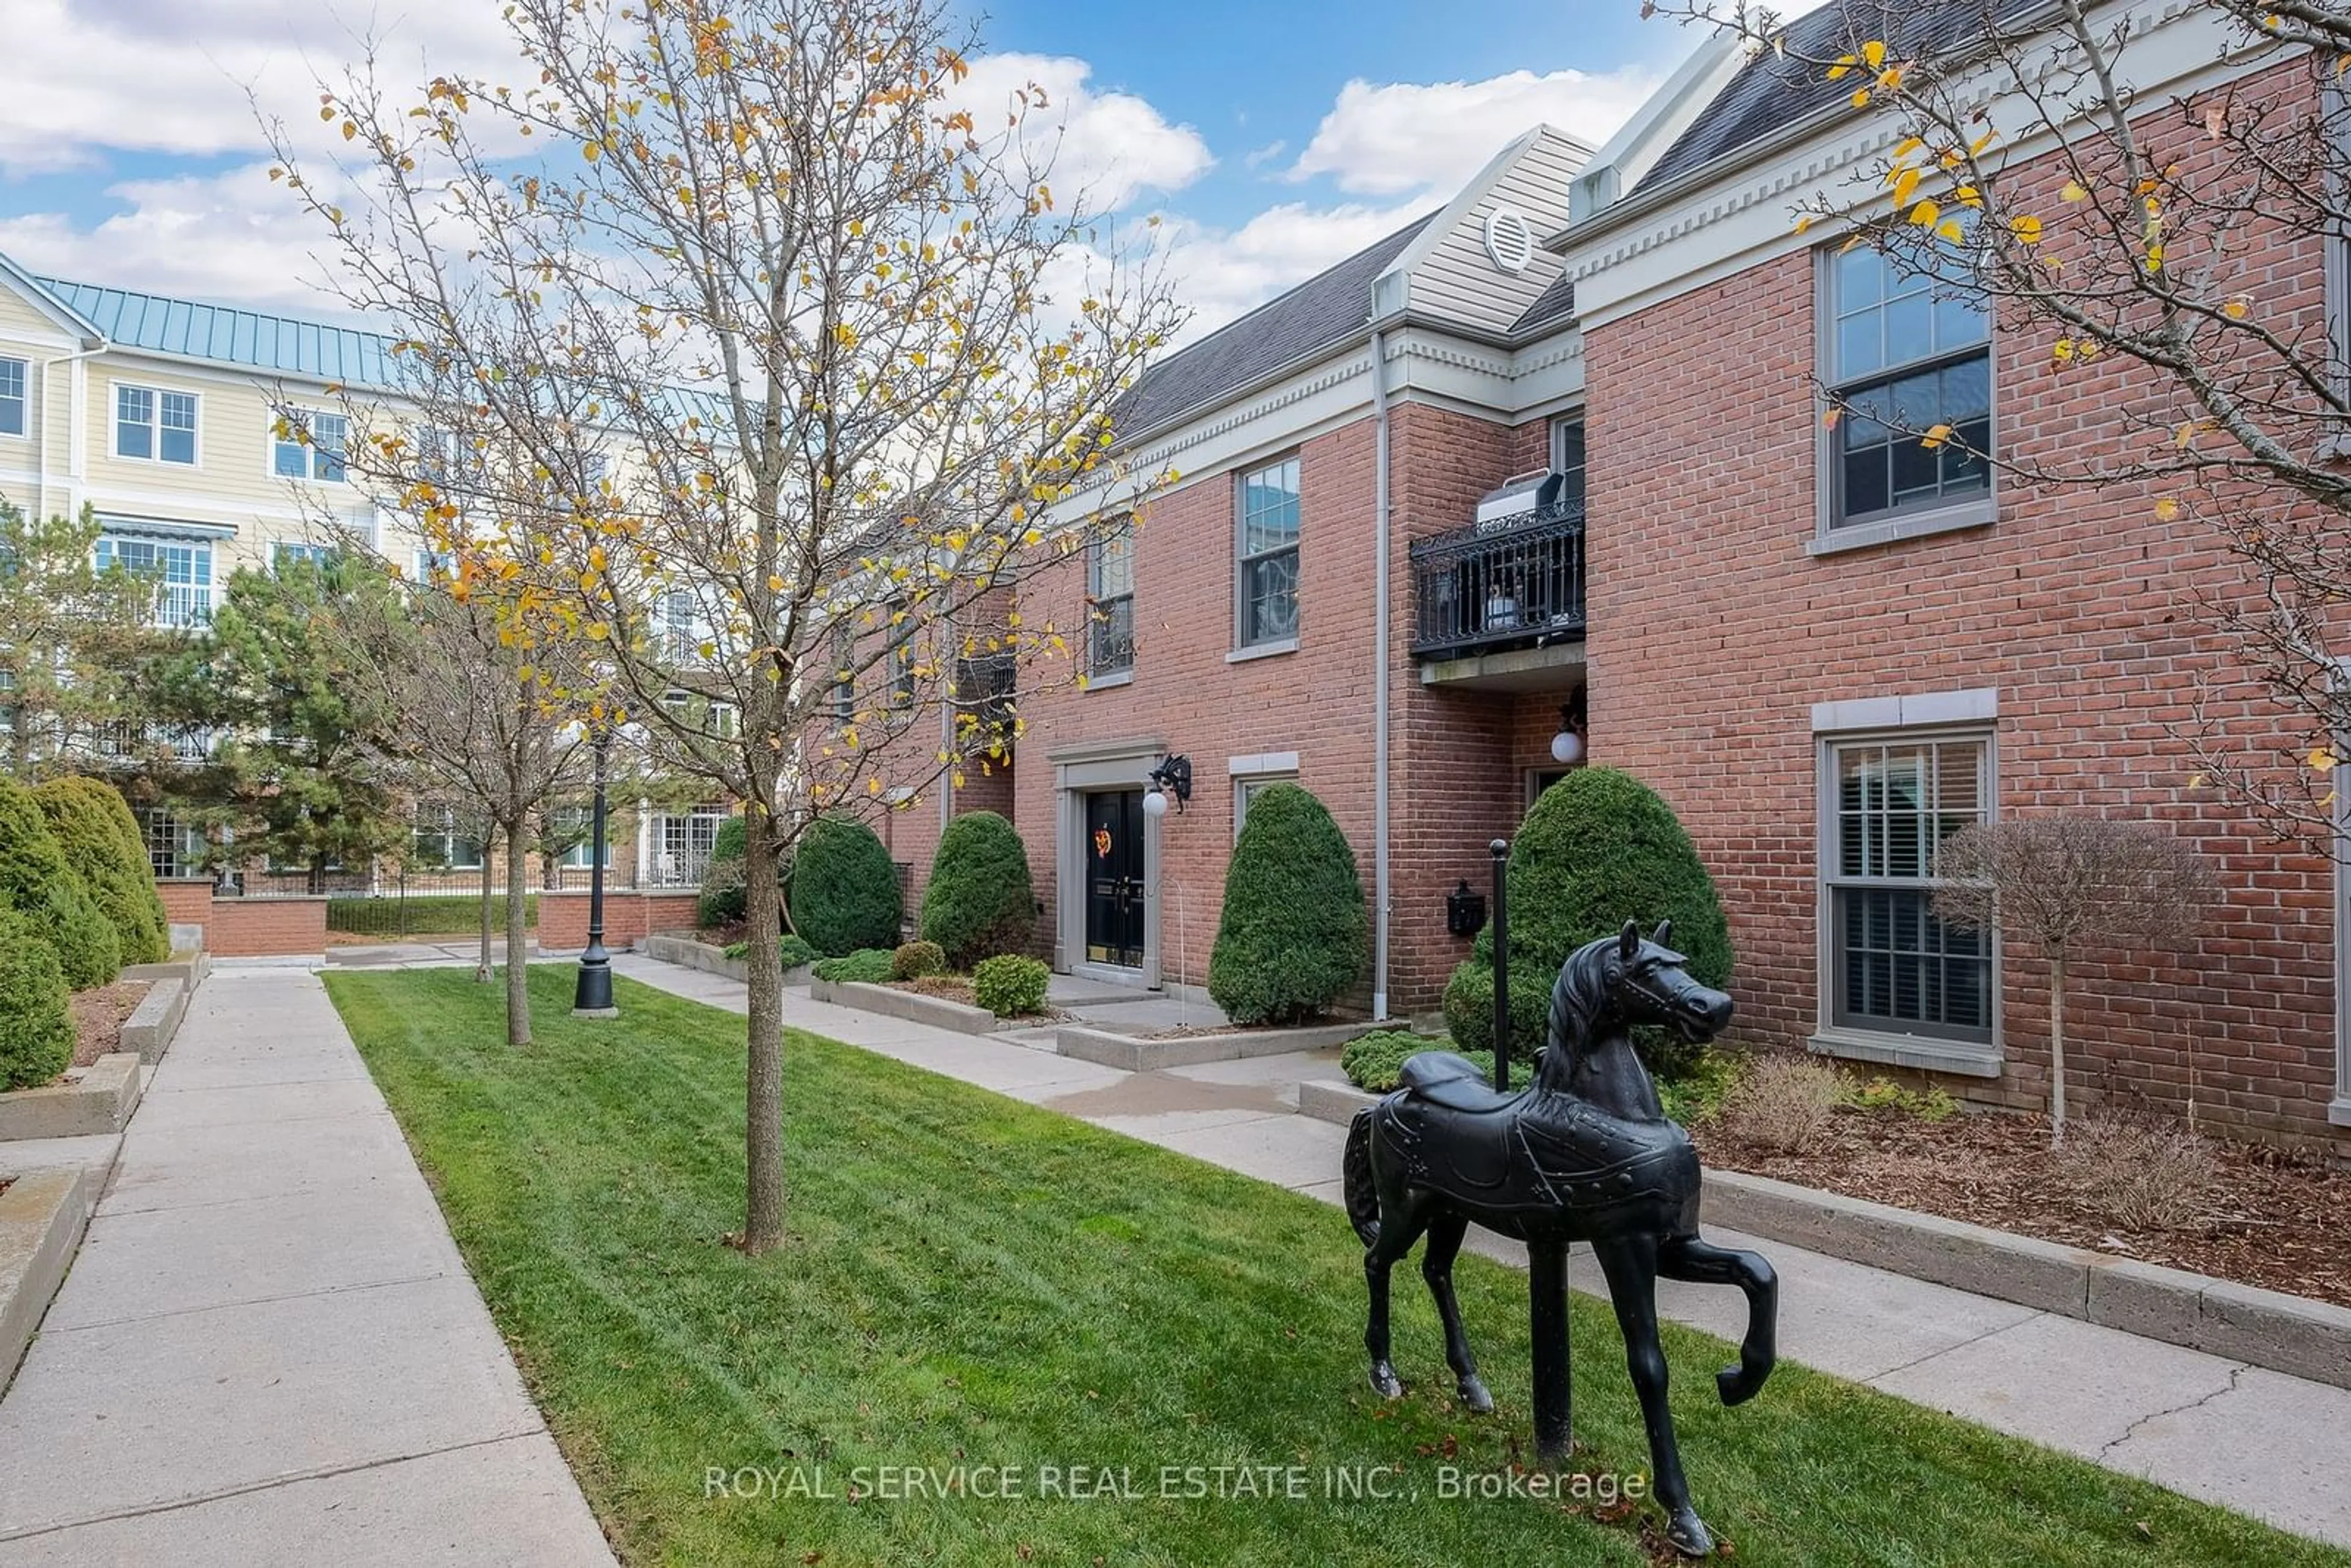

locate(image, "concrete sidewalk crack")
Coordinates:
42 1269 455 1334
1861 1312 2043 1385
0 1428 549 1543
2097 1365 2246 1460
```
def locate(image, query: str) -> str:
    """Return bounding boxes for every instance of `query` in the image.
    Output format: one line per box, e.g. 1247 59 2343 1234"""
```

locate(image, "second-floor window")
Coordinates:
1089 519 1134 678
117 386 198 465
94 535 212 626
656 589 701 665
1825 244 1990 529
0 357 25 437
1237 456 1300 648
273 409 348 483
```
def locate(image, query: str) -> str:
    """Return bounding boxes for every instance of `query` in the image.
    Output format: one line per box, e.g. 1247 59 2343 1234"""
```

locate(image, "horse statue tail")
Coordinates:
1343 1109 1380 1245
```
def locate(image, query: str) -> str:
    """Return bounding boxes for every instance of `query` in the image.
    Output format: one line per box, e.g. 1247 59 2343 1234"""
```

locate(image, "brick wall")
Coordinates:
207 896 326 958
539 890 702 950
156 880 214 948
1011 404 1573 1007
1581 62 2344 1144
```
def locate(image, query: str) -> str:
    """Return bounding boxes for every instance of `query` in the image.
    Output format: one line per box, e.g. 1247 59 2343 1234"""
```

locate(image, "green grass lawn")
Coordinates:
324 967 2335 1568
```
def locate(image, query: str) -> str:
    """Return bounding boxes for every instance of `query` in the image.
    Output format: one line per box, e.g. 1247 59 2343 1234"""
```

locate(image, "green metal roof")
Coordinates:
32 275 399 386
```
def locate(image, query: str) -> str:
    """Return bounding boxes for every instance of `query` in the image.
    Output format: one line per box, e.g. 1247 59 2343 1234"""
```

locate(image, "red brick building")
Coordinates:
883 6 2350 1149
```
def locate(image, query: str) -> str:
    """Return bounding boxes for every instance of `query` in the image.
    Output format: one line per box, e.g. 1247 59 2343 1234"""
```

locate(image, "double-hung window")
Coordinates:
656 589 701 665
0 357 25 437
274 542 337 574
1821 731 1994 1054
94 535 212 626
1548 418 1587 512
1824 244 1991 533
273 409 348 482
1089 519 1134 679
117 385 198 465
1236 457 1300 649
553 805 612 870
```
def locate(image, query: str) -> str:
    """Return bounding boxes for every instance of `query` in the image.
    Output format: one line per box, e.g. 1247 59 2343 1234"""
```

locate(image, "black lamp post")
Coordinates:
572 723 618 1018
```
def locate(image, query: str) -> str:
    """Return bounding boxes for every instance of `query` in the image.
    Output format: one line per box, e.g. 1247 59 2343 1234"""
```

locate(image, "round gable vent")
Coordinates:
1484 206 1535 274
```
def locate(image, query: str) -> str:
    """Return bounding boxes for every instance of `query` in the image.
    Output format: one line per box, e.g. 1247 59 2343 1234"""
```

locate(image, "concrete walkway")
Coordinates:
0 968 614 1566
615 952 2351 1550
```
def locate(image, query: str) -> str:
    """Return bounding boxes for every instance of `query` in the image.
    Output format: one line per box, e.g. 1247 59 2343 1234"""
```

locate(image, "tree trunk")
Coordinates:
739 805 787 1253
505 812 532 1047
476 825 495 983
2047 950 2068 1148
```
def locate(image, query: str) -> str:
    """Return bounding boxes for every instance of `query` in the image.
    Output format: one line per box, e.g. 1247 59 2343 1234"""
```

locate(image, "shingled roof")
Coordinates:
1635 0 2047 196
1112 213 1438 443
1511 271 1578 335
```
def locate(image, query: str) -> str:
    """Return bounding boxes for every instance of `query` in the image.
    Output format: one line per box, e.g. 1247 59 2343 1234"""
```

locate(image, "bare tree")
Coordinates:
1933 816 2214 1142
1650 1 2351 844
340 572 593 1045
263 0 1178 1251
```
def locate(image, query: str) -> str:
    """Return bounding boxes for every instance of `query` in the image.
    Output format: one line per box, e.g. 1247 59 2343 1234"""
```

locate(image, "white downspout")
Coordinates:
1370 327 1393 1021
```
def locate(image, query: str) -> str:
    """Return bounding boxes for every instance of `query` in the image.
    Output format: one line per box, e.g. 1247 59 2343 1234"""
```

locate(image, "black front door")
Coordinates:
1084 789 1146 969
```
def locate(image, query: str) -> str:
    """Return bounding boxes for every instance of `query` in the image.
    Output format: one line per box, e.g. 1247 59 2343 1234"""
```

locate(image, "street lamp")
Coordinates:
572 722 618 1018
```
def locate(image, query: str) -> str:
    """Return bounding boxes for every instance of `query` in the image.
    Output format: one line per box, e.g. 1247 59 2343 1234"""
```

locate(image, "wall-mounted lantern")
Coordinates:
1142 753 1193 818
1446 878 1487 938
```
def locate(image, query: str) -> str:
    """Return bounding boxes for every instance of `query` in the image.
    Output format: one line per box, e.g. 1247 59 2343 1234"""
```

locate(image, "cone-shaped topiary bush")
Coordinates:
788 814 902 957
1442 767 1731 1077
0 906 75 1092
0 773 118 990
1207 782 1368 1025
917 811 1035 969
34 777 168 965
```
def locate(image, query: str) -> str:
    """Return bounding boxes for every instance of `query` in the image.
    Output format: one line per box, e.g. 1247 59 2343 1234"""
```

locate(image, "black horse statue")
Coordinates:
1342 921 1777 1557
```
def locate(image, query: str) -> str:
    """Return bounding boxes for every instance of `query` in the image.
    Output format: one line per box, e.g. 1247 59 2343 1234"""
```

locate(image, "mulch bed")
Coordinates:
69 979 154 1070
886 976 1061 1022
1694 1108 2351 1311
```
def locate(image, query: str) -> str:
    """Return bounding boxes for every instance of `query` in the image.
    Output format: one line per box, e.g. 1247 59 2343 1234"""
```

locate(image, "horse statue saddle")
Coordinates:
1373 1051 1697 1215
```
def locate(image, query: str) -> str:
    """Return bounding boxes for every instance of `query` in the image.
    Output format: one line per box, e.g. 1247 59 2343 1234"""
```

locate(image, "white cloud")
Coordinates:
0 0 518 175
0 162 367 317
951 53 1213 214
1286 67 1664 198
1154 200 1433 342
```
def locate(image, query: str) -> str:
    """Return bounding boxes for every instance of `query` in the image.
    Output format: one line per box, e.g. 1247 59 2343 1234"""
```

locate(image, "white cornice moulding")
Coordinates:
1561 0 2282 332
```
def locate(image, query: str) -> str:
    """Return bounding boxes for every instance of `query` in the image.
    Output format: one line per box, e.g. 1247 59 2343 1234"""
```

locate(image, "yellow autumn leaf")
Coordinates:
2052 337 2075 362
1893 135 1925 159
1851 86 1872 108
1861 40 1887 67
1827 54 1855 80
2010 215 2044 244
2174 422 2197 449
2222 297 2249 320
2187 773 2207 790
1793 213 1813 234
2153 498 2181 522
1893 167 1921 206
1822 408 1842 430
2312 747 2340 773
1920 423 1954 449
1937 220 1965 242
2060 179 2090 202
1909 198 1941 227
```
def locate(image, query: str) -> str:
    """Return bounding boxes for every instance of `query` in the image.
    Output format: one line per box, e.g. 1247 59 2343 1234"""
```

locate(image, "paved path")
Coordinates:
615 952 2351 1550
0 968 615 1567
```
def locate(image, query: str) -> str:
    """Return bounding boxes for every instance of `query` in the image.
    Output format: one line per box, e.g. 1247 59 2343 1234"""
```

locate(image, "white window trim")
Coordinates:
1087 519 1136 680
1808 710 2003 1079
1810 247 1997 549
2331 664 2351 1124
1229 754 1300 844
268 407 350 486
0 354 26 440
1234 455 1302 651
95 531 215 628
111 380 202 468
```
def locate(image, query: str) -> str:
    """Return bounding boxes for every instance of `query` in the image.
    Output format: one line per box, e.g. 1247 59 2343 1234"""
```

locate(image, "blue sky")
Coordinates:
0 0 1698 334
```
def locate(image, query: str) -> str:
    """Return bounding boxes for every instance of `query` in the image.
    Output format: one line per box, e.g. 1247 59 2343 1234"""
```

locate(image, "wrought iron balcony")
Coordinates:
1409 501 1587 659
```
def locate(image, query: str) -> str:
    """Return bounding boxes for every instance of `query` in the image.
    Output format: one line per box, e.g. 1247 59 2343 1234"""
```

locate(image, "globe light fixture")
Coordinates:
1143 753 1193 818
1549 689 1588 767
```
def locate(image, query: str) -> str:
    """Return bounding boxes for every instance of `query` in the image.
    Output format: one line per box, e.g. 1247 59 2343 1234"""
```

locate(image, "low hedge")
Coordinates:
1340 1029 1532 1094
722 934 820 970
0 776 117 990
812 948 896 985
326 893 539 934
891 940 946 981
973 955 1050 1018
0 907 75 1092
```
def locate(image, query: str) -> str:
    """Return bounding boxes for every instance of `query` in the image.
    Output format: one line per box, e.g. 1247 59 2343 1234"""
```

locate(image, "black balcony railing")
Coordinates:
1409 501 1587 659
